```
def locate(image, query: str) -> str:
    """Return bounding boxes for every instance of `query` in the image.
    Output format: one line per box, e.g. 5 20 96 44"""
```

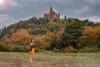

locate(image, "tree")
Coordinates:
78 26 100 48
50 32 57 49
10 29 31 45
61 22 84 49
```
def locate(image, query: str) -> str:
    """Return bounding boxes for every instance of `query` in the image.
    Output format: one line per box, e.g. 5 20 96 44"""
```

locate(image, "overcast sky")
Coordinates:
0 0 100 28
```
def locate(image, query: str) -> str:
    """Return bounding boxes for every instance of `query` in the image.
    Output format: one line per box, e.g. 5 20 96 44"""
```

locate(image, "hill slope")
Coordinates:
0 17 100 52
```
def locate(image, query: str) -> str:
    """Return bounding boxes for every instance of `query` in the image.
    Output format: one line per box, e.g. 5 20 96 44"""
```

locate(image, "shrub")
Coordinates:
35 48 43 52
13 46 30 52
53 48 60 53
79 47 99 53
63 46 78 53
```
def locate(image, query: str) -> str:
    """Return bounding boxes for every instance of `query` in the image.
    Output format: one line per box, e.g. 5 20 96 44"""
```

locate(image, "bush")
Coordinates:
0 42 13 52
0 44 9 51
35 48 43 52
53 48 60 52
64 46 78 53
13 46 30 52
79 47 99 53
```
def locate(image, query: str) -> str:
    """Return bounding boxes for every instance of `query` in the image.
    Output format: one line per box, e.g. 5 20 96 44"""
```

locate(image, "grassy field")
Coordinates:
0 52 100 67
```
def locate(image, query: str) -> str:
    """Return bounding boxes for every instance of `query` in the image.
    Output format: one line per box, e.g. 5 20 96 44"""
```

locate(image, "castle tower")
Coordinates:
50 6 53 13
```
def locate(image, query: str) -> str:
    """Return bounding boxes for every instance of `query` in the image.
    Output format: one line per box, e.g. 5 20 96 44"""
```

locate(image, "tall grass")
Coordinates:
0 52 100 67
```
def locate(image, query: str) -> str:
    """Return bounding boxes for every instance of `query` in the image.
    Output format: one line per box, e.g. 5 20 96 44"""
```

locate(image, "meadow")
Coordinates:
0 52 100 67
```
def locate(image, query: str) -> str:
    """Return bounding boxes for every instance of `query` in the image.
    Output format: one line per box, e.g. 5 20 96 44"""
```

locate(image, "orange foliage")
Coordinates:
78 26 100 48
10 29 31 42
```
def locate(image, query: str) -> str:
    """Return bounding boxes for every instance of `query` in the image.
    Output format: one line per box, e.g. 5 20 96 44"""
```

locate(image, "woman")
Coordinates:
29 40 35 63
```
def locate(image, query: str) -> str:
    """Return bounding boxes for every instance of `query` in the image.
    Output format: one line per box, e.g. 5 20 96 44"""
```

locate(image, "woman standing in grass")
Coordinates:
29 39 35 63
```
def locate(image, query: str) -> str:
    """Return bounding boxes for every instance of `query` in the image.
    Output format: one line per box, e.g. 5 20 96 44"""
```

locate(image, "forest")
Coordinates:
0 17 100 52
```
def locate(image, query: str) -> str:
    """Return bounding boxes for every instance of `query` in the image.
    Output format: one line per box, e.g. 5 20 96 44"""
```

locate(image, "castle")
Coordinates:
44 6 60 19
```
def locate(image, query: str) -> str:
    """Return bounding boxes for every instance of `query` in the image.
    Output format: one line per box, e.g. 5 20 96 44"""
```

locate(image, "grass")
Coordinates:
0 52 100 67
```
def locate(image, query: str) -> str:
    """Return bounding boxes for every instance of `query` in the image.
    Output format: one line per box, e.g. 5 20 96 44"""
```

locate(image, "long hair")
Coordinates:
30 36 35 43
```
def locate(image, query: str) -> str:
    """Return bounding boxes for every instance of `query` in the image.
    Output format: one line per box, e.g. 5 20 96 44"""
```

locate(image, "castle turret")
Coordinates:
50 6 53 13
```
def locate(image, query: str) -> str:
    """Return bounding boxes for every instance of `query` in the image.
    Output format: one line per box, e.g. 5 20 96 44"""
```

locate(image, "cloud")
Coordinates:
10 0 17 6
0 0 100 28
0 14 15 28
0 14 9 21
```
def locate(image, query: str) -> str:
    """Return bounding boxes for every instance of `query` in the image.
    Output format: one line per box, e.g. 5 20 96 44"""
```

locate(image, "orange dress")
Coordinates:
29 48 35 59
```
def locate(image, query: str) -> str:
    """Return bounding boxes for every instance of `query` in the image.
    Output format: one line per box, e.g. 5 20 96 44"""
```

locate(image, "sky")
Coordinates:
0 0 100 28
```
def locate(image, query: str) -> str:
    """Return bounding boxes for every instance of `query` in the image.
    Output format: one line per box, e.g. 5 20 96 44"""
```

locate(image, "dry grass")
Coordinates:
0 52 100 67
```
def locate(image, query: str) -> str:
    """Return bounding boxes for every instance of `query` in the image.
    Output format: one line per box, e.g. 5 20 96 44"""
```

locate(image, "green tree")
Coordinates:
61 22 84 49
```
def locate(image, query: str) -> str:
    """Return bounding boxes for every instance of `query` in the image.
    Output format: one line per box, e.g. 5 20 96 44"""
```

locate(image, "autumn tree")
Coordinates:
78 26 100 48
10 29 31 46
